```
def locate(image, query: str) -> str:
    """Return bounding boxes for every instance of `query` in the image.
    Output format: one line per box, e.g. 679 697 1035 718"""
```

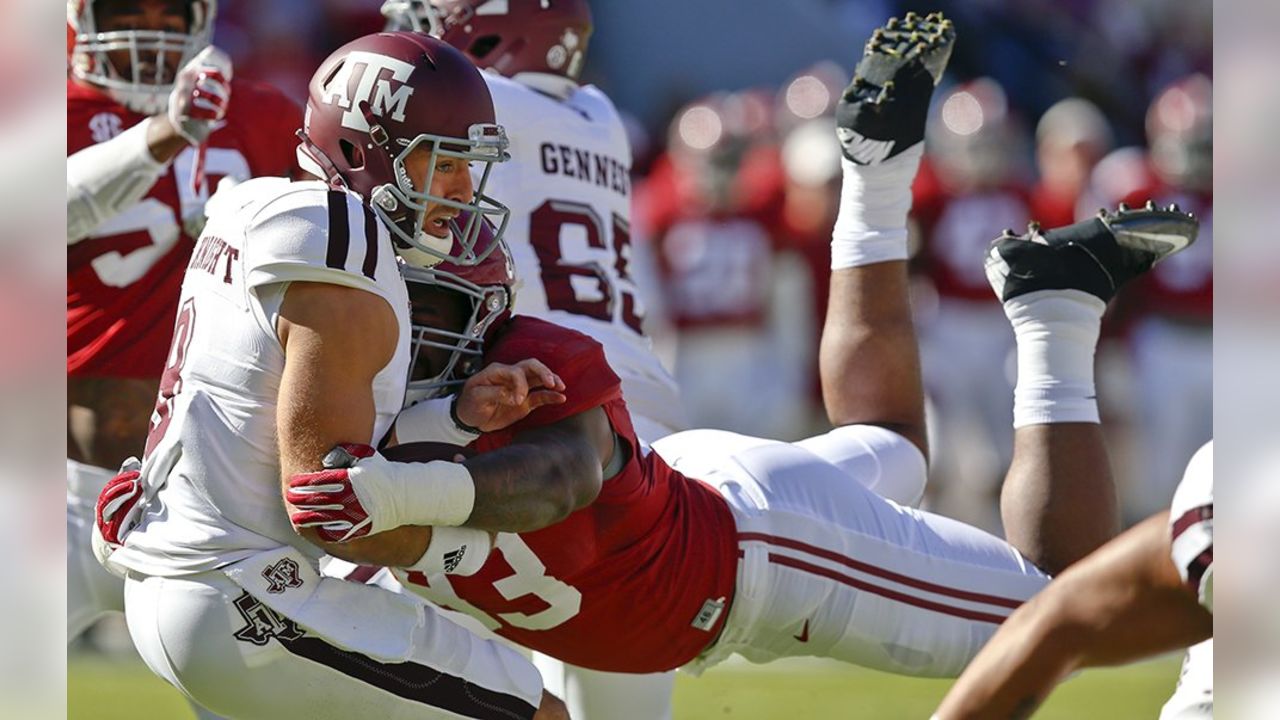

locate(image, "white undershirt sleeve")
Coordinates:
67 116 169 244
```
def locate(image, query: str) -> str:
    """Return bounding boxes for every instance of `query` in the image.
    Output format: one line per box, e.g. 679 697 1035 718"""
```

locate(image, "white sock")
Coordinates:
830 142 923 269
1006 289 1106 428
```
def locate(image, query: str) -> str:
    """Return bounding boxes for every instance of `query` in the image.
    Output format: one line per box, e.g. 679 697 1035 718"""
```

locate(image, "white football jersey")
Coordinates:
482 74 686 437
1169 441 1213 612
112 178 412 577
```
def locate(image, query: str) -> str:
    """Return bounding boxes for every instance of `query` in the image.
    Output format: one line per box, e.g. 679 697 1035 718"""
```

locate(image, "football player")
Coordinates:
66 0 300 647
382 2 689 717
932 442 1213 719
284 13 1197 683
92 32 567 719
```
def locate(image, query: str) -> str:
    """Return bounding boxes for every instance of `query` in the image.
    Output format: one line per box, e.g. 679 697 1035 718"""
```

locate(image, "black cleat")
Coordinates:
985 204 1199 304
835 11 956 165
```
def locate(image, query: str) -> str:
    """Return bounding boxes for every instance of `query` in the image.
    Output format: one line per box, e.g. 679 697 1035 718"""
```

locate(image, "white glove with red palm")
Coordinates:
167 46 233 145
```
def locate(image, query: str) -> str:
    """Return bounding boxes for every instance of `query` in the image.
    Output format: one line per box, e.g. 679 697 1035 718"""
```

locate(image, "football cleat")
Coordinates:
985 204 1199 304
835 11 956 165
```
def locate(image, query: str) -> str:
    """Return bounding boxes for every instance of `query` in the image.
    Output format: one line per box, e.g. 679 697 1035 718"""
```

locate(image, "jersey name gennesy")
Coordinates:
67 79 301 378
111 178 412 577
481 75 685 434
395 316 738 672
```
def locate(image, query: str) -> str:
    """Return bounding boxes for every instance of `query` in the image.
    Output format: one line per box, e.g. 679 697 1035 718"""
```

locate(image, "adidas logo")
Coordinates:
836 128 895 165
442 545 467 574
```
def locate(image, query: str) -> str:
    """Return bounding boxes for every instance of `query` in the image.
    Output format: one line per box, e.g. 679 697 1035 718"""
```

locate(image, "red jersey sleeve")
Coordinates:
479 316 622 433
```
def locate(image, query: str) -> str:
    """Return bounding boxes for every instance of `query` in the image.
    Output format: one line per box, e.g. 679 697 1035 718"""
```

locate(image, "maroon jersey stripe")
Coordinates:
326 190 350 271
361 204 379 280
1171 503 1213 543
739 532 1025 609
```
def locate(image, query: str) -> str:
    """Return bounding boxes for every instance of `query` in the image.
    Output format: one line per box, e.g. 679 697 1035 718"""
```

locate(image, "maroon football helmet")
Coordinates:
1147 74 1212 191
297 31 511 267
402 213 517 402
381 0 592 81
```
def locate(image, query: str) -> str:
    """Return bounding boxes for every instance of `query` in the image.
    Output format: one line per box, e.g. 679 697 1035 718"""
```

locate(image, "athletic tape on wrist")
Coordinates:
830 143 923 269
351 455 476 530
394 397 481 446
406 526 493 576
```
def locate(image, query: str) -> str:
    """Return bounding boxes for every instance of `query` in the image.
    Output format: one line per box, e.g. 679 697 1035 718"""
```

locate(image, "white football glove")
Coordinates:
167 46 234 145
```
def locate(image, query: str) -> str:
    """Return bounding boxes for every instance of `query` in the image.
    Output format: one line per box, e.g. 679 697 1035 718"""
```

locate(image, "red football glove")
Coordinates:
287 443 377 543
94 458 144 549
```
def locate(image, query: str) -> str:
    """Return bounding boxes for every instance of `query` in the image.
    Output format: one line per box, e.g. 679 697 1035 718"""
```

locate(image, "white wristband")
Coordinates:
406 526 493 576
349 454 476 533
830 142 923 269
395 397 481 446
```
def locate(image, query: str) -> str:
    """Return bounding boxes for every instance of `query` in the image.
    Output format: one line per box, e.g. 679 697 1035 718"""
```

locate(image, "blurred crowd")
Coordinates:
211 0 1211 531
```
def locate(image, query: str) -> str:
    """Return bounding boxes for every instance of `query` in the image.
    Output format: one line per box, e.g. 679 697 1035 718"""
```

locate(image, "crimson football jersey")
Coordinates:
1120 184 1213 322
67 78 300 378
399 316 739 672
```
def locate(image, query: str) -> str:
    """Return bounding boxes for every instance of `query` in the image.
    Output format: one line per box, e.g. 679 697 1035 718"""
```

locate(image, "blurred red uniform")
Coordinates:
67 78 300 377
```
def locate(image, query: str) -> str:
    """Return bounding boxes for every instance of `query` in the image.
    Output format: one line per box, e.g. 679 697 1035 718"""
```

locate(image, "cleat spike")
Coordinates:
905 11 919 22
1097 208 1109 218
1028 221 1042 234
1145 199 1157 210
1118 202 1129 212
886 16 899 28
1002 228 1017 237
1167 202 1180 213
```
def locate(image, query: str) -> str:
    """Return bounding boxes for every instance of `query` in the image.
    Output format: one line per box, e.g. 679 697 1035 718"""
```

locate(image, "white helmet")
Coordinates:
67 0 216 115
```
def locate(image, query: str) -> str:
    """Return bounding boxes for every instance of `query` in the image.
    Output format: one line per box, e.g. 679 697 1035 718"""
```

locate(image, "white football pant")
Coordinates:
68 460 124 640
123 548 543 720
656 426 1049 677
1160 639 1213 720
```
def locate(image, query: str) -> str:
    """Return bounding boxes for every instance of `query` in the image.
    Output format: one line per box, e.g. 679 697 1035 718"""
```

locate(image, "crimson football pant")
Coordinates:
655 427 1050 677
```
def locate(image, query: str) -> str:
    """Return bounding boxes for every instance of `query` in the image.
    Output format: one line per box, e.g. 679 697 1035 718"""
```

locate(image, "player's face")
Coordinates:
94 0 189 87
407 283 473 382
403 145 476 240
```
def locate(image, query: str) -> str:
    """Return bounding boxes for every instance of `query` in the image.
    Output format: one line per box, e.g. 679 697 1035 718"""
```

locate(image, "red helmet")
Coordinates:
297 31 511 268
402 214 516 402
67 0 216 114
380 0 592 81
1147 74 1212 191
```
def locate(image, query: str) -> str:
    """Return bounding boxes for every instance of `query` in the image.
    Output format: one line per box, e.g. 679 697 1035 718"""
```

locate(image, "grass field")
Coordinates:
69 652 1181 719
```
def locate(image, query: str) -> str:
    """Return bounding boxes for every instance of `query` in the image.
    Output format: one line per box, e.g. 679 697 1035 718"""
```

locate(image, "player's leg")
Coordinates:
67 460 124 640
123 558 546 720
533 657 675 720
676 431 1048 678
988 205 1198 573
818 12 954 456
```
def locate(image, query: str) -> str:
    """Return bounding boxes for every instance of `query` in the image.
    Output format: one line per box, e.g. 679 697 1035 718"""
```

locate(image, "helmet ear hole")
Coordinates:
339 139 365 171
468 35 502 59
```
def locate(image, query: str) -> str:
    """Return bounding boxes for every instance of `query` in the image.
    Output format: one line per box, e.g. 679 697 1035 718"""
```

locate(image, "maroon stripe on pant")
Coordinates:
278 635 536 720
738 532 1026 609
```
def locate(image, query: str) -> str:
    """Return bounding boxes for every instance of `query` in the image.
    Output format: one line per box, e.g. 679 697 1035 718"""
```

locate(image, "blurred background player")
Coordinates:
910 77 1032 531
1029 97 1114 230
1116 74 1214 523
932 442 1213 720
67 0 300 649
382 1 687 717
638 89 820 440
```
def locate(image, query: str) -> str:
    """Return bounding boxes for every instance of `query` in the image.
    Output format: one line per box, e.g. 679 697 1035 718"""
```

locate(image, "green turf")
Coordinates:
69 654 1180 719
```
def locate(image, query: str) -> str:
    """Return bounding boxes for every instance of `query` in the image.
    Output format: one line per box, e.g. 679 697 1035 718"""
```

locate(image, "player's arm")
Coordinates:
933 512 1213 720
459 406 610 533
68 47 231 243
275 281 434 567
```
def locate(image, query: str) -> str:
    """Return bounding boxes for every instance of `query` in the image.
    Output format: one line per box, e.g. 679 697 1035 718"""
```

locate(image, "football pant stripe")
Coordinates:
326 190 350 271
276 634 537 720
759 551 1011 625
738 532 1025 609
1171 503 1213 542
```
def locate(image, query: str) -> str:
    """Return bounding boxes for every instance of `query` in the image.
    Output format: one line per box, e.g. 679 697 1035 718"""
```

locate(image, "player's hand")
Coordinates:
533 690 570 720
455 359 567 433
91 457 145 576
166 46 233 145
287 443 379 543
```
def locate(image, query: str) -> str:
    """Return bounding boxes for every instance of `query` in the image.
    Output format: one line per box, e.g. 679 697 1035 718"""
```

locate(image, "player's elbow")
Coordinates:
529 446 602 529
